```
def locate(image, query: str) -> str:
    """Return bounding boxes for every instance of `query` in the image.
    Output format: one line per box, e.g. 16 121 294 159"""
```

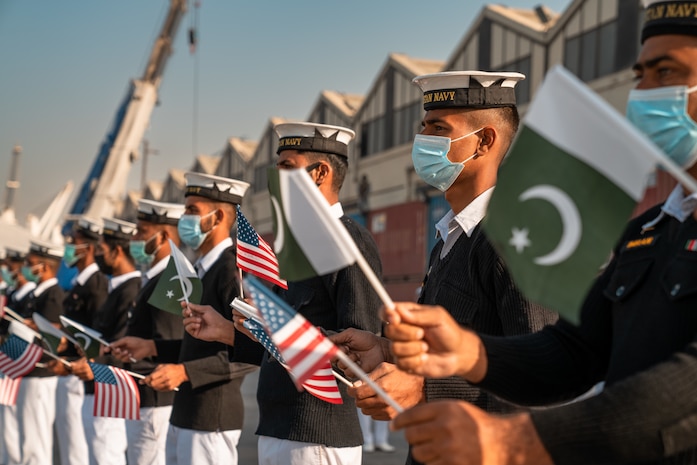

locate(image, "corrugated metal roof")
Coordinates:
144 180 164 200
192 154 221 174
320 90 365 118
486 4 560 32
390 53 444 77
228 137 258 163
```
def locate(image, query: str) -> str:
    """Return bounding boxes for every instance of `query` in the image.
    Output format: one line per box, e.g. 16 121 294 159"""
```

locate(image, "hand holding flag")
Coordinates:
238 305 343 404
243 276 402 412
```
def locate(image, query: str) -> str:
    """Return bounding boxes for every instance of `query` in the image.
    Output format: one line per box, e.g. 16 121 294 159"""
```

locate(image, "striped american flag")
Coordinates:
0 335 43 379
88 362 140 420
245 276 339 388
244 318 342 404
236 205 288 289
0 373 21 406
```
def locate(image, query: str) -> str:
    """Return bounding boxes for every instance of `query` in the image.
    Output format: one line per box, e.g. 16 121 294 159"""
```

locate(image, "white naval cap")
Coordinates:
102 217 137 241
413 71 525 111
274 122 355 159
5 248 27 261
137 199 185 225
29 238 65 261
72 216 103 241
184 172 250 205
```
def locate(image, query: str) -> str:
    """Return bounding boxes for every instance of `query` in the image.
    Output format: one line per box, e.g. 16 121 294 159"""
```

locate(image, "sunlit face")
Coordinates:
633 34 697 122
419 109 482 164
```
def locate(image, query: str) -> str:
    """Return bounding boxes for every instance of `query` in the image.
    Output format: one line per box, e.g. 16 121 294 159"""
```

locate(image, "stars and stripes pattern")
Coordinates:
0 373 21 406
244 318 342 404
245 276 339 388
236 205 288 289
0 335 43 379
88 362 140 420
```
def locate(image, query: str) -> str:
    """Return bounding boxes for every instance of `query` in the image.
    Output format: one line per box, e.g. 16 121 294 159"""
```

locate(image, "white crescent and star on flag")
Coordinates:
507 184 582 266
170 275 193 302
271 196 285 253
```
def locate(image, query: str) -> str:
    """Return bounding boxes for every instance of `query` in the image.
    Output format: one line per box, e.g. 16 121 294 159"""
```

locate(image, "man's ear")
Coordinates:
315 162 330 186
477 127 496 154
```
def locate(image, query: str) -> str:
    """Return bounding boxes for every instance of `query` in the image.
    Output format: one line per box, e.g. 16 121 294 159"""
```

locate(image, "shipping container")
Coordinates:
367 201 428 301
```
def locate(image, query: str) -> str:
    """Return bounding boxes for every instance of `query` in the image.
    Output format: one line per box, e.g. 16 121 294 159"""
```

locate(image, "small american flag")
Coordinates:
244 318 342 404
245 276 338 388
88 362 140 420
0 335 43 379
236 205 288 289
0 373 21 406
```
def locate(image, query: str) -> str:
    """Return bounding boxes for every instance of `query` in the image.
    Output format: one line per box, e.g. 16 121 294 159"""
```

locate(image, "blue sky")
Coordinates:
0 0 570 221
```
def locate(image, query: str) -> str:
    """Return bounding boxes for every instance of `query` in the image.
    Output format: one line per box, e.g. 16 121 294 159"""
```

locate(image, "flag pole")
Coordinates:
123 368 179 392
167 239 191 308
41 349 72 368
352 252 394 311
331 369 353 387
238 268 244 299
334 351 403 413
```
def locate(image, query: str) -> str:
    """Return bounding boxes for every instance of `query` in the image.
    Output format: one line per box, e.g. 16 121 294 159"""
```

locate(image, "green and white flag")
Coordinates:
267 168 362 281
147 242 202 315
33 312 79 354
59 315 104 359
484 65 658 324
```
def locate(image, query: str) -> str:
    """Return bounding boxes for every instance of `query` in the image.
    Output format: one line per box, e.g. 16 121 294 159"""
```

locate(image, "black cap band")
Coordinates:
29 246 62 261
102 228 134 241
642 2 697 43
74 225 101 242
423 87 517 110
276 135 348 158
185 185 244 204
137 211 179 225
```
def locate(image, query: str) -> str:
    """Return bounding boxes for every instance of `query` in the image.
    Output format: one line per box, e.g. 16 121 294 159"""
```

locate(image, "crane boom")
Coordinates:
66 0 186 228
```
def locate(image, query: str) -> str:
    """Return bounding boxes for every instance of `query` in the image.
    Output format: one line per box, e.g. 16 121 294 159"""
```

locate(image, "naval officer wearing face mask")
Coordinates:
110 172 264 465
381 2 697 464
331 70 558 465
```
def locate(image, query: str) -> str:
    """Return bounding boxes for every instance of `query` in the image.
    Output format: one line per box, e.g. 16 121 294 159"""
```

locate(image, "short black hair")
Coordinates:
301 151 348 192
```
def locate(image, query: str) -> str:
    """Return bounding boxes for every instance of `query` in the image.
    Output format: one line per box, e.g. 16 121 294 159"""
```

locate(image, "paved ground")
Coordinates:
238 370 409 465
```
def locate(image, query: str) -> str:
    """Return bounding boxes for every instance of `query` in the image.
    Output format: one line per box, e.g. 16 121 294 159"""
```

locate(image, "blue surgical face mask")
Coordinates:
411 128 483 192
178 210 217 250
130 232 161 266
63 243 89 268
21 264 41 283
626 84 697 168
1 266 15 288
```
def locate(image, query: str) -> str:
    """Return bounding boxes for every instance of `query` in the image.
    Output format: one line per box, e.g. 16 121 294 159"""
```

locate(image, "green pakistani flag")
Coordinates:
484 65 658 324
267 168 360 282
148 242 202 315
59 315 103 359
33 312 79 354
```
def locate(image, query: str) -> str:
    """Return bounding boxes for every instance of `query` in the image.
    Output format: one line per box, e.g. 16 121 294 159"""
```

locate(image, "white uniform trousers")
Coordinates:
56 375 89 465
82 393 127 465
0 402 20 464
125 405 172 465
165 424 241 465
357 408 390 448
13 376 58 465
257 436 363 465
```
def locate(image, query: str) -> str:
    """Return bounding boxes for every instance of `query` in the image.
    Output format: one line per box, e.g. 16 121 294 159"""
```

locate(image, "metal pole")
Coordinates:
3 144 22 213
